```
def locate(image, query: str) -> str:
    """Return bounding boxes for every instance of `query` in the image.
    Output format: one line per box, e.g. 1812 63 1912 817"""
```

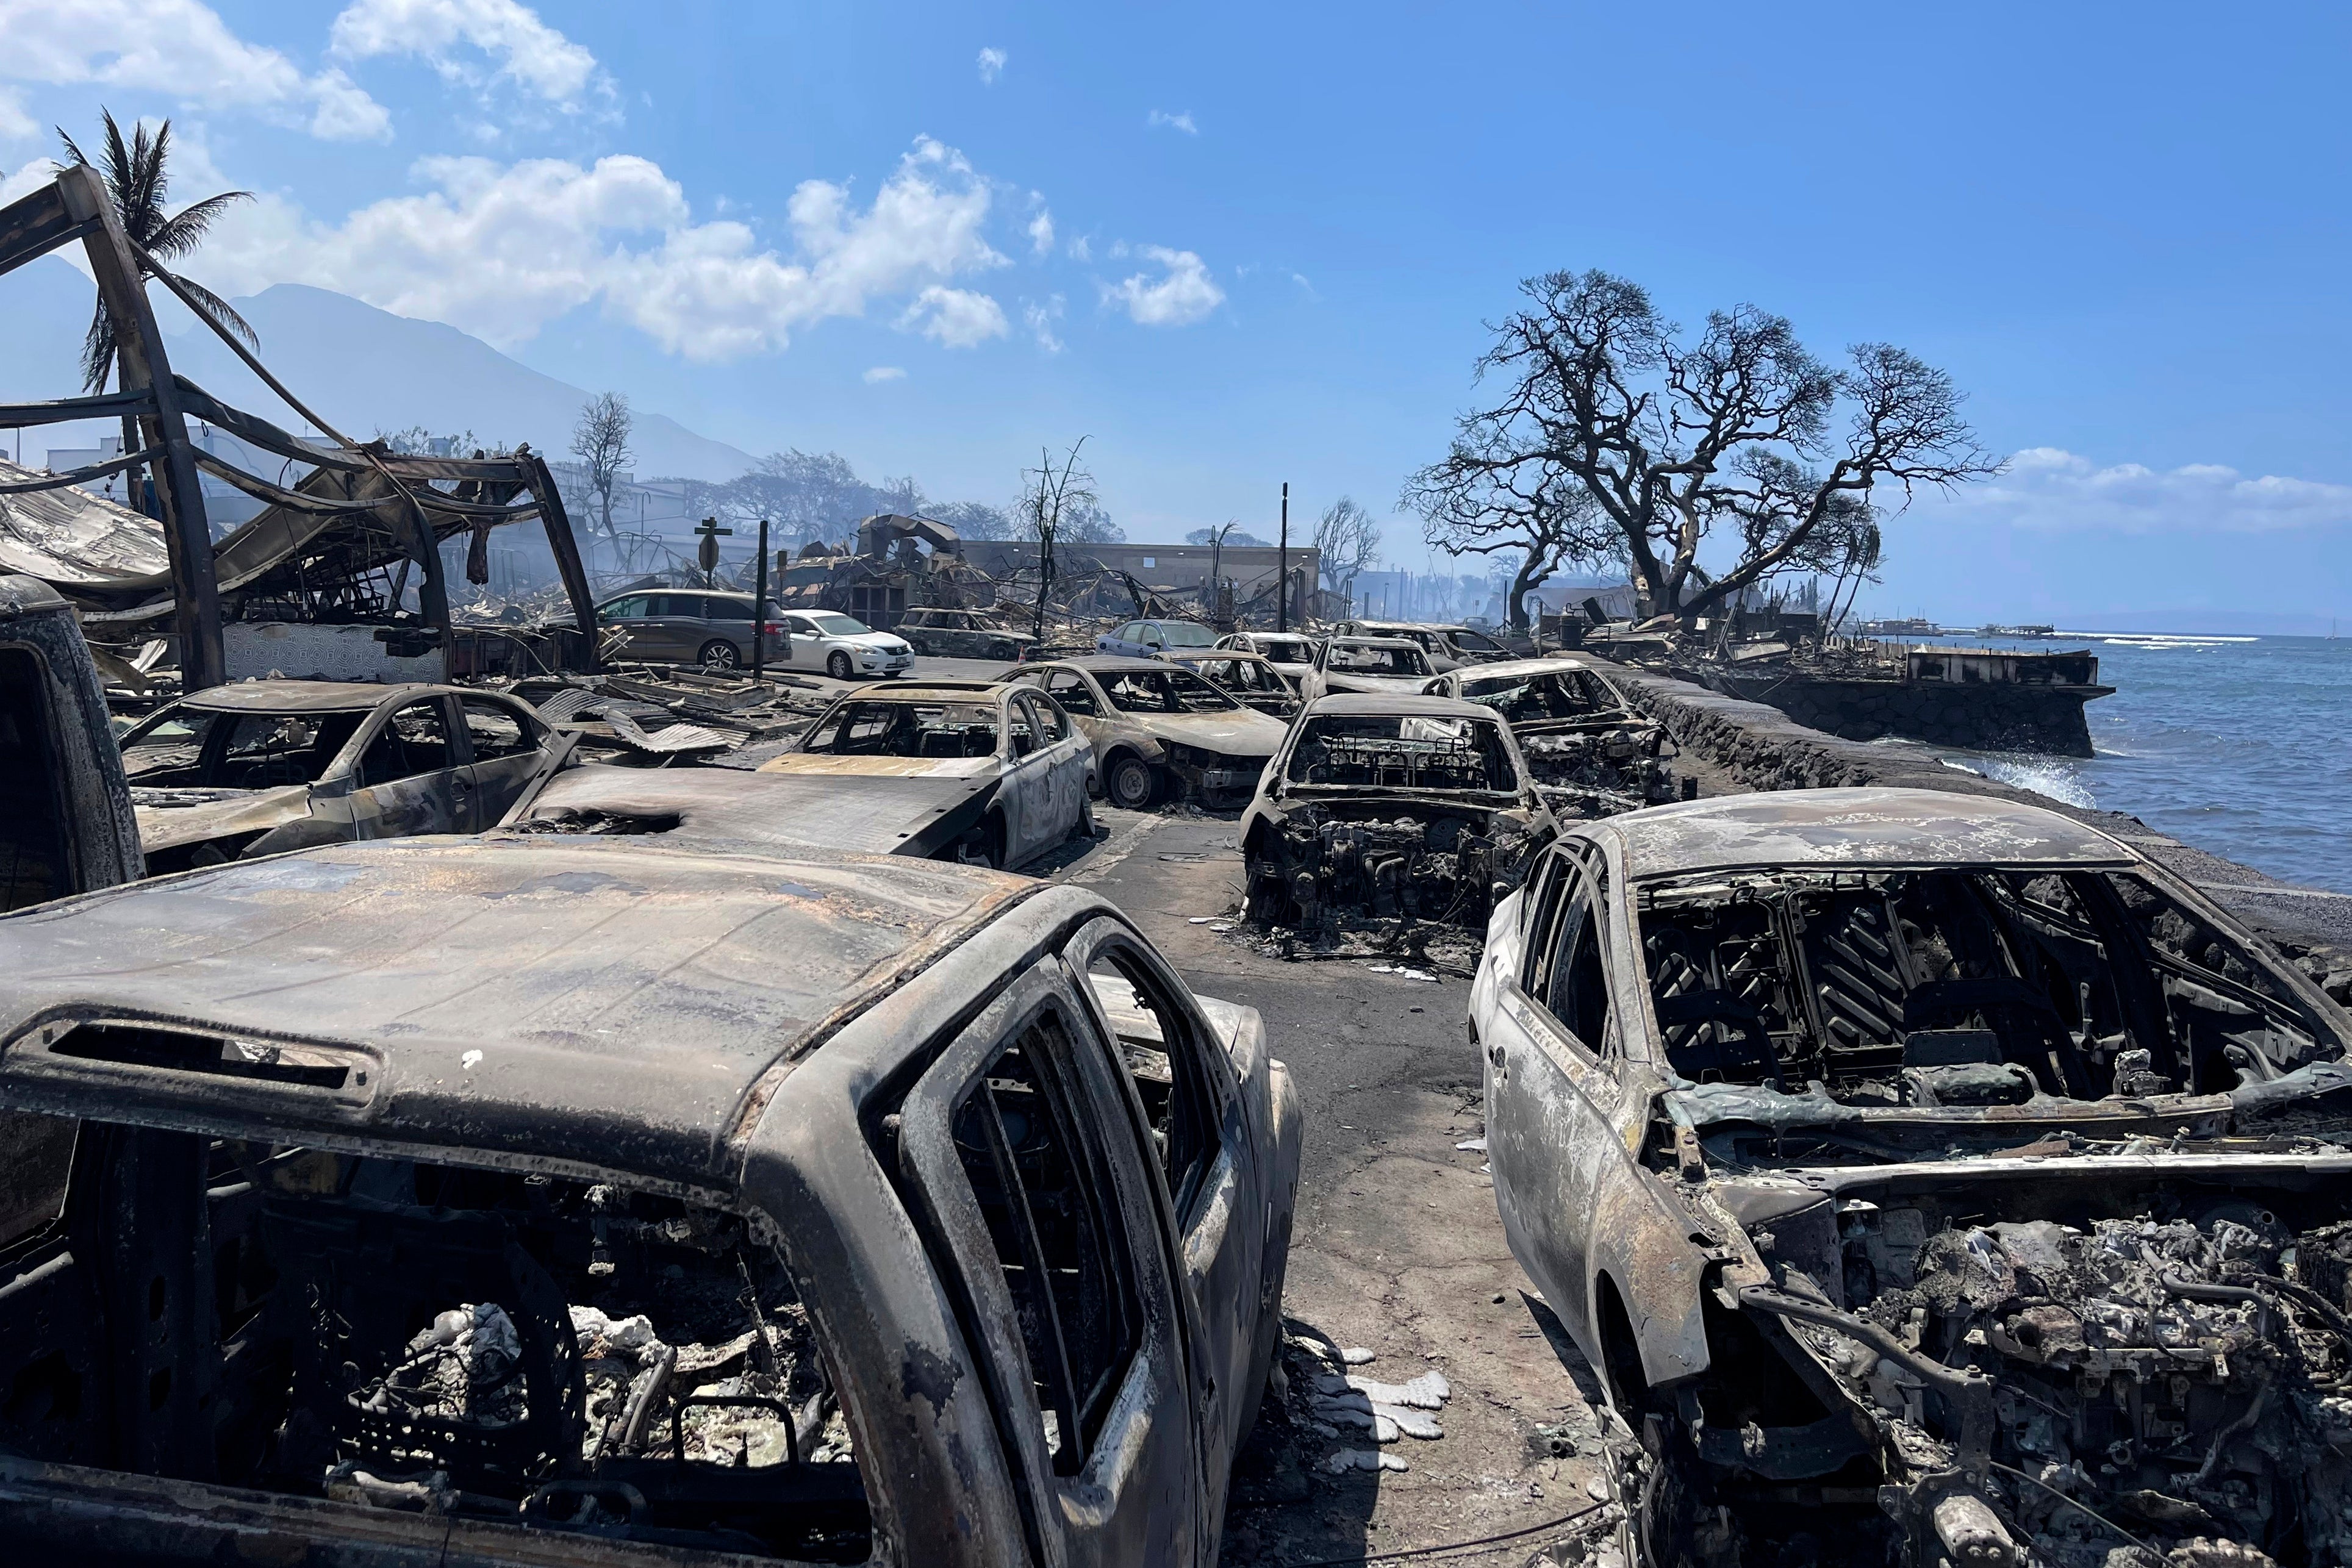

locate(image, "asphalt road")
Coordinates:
1042 807 1615 1567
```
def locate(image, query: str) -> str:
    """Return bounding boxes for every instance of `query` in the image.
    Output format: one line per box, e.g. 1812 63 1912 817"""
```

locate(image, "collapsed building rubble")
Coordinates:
0 164 598 695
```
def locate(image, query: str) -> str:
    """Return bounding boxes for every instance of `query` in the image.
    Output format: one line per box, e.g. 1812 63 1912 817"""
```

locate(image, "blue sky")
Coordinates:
3 2 2349 628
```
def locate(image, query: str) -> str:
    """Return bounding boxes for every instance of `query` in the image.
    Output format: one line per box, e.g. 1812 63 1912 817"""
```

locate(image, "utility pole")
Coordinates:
751 517 770 683
1277 482 1289 633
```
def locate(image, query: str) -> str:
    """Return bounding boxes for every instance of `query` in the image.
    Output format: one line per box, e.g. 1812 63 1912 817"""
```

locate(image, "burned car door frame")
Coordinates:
891 956 1202 1568
341 692 470 838
1483 838 1689 1379
1061 915 1277 1520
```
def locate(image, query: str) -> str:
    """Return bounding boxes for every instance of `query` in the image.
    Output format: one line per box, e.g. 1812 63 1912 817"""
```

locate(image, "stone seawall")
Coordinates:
1592 660 2352 1002
1680 664 2101 756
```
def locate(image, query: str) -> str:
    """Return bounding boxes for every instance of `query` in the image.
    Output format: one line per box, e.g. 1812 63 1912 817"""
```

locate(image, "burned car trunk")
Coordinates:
1241 695 1555 930
1475 790 2352 1568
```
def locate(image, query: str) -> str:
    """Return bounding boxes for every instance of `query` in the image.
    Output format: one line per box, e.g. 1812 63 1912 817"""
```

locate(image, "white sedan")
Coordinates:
774 610 916 680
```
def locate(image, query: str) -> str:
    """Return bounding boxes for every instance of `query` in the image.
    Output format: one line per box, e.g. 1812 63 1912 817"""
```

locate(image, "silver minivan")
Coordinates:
593 590 788 670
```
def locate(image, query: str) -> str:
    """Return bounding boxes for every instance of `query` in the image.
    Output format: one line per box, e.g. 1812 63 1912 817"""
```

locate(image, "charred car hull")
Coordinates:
1244 799 1547 928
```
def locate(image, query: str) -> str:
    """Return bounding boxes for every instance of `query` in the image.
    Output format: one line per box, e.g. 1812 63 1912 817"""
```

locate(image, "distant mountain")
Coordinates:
0 259 756 482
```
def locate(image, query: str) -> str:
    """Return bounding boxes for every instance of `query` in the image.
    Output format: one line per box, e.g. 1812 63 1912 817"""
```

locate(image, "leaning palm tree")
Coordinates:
56 110 254 508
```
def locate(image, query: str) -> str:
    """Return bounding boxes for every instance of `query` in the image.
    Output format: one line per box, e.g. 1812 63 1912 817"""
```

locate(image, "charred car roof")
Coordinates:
1299 692 1502 720
1453 656 1599 681
1044 654 1186 675
1594 786 2131 877
174 679 449 713
0 835 1033 1189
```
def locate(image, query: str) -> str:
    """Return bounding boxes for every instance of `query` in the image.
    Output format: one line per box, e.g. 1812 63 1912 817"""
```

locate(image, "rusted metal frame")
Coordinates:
522 448 601 671
0 449 160 493
60 166 223 691
169 378 374 473
0 390 156 429
377 453 556 485
0 179 90 277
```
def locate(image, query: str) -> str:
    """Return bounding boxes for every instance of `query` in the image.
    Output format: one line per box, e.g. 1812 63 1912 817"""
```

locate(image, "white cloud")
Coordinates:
1026 204 1054 256
976 46 1006 85
1024 296 1064 353
1067 234 1091 263
898 285 1008 348
1929 448 2352 534
0 88 37 143
863 365 905 384
1 0 391 140
329 0 608 107
1103 245 1222 327
1147 109 1197 135
199 137 1010 360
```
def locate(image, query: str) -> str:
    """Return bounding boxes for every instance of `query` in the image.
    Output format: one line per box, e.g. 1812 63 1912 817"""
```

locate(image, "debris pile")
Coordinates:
1791 1208 2352 1567
504 668 830 764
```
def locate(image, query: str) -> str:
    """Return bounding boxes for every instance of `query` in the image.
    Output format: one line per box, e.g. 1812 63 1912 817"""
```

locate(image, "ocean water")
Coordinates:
1921 634 2352 895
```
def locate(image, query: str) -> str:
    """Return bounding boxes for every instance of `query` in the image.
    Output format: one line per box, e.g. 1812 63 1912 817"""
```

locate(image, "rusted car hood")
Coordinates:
510 763 992 859
1116 707 1289 754
0 835 1034 1188
757 754 996 780
131 784 312 854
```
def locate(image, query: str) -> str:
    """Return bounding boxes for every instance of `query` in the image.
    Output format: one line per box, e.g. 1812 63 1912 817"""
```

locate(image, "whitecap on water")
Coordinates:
1938 751 2096 809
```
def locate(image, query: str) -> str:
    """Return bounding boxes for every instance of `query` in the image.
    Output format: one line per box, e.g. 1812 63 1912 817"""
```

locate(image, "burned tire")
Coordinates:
991 640 1018 660
825 650 854 681
697 639 741 671
1244 861 1285 923
1106 754 1156 811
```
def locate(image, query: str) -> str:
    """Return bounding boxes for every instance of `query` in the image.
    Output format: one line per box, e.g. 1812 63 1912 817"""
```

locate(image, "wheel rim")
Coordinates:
702 642 739 670
1111 761 1151 809
828 653 852 679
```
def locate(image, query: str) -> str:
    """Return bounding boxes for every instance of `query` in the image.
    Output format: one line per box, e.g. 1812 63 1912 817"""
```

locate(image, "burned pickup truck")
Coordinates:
1474 788 2352 1568
1239 693 1556 929
0 834 1302 1566
1421 656 1679 817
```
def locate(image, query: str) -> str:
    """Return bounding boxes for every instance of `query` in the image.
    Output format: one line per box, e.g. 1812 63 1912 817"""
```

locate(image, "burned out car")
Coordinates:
0 834 1302 1566
893 607 1036 662
1297 636 1438 703
1214 631 1319 676
119 680 571 875
1166 650 1302 717
1420 656 1678 815
1474 787 2352 1568
1240 693 1557 928
754 680 1094 868
1332 619 1514 671
1002 657 1289 811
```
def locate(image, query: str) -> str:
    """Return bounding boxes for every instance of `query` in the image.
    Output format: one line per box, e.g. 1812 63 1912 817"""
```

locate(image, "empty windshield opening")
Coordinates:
1326 644 1430 678
1460 670 1616 721
1637 867 2332 1106
801 700 1000 759
1100 669 1236 714
1284 714 1516 791
120 706 367 790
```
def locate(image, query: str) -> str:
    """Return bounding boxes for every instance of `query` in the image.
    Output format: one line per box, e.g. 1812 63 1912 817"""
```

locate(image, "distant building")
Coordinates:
969 539 1319 606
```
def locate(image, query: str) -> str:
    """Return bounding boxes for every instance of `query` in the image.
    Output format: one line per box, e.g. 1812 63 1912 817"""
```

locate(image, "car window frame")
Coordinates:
1061 915 1238 1226
354 694 459 790
891 960 1180 1491
457 693 540 764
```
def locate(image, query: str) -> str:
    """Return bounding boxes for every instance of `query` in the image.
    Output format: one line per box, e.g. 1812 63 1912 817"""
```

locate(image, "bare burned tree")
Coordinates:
1313 496 1383 614
1402 448 1612 630
570 391 633 563
1405 270 1999 625
1019 438 1097 642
